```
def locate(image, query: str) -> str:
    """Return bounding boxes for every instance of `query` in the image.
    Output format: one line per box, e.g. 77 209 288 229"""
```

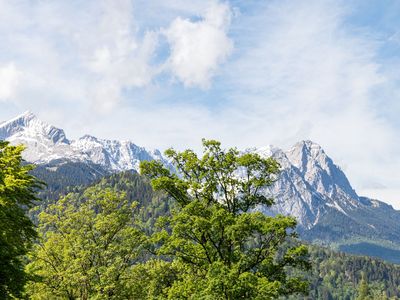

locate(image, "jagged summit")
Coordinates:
0 110 36 125
252 139 361 229
3 110 35 120
0 111 69 144
286 140 326 170
71 135 157 171
79 134 98 141
286 140 358 200
0 111 37 139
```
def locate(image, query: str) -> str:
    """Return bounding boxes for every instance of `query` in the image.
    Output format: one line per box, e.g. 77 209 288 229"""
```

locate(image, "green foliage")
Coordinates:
140 139 280 213
300 200 400 260
24 163 400 299
338 241 400 264
31 159 109 201
26 186 145 299
0 141 42 298
139 139 310 299
356 273 371 300
30 167 173 242
286 246 400 299
29 159 110 223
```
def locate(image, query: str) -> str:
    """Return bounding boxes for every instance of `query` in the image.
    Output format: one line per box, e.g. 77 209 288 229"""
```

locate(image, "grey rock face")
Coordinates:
257 141 361 229
254 141 400 246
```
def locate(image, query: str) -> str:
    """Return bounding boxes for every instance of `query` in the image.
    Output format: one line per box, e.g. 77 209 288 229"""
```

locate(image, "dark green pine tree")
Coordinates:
356 273 371 300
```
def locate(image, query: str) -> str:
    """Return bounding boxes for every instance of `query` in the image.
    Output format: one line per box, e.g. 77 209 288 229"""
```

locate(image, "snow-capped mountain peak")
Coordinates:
1 112 171 172
70 135 159 171
0 111 37 139
0 111 69 145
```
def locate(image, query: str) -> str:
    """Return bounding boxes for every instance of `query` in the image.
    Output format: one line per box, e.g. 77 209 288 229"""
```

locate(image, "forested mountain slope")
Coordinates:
290 246 400 299
30 171 400 299
28 151 400 263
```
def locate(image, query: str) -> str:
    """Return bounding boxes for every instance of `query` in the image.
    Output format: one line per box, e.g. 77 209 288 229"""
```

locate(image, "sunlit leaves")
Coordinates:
26 186 145 299
139 139 309 299
0 141 42 298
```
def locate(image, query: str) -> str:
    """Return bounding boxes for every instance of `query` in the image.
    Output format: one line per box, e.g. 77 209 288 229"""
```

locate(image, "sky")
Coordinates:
0 0 400 207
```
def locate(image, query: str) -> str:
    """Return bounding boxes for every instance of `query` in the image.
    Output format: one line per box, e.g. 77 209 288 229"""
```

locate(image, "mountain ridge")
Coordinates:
0 111 170 170
2 112 400 262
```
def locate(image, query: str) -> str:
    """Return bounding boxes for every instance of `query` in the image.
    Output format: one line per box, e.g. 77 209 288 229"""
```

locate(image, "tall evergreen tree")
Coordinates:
356 273 371 300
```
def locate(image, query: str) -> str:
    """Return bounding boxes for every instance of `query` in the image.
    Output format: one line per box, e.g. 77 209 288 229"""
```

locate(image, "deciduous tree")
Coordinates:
0 141 42 298
140 139 310 299
26 187 145 299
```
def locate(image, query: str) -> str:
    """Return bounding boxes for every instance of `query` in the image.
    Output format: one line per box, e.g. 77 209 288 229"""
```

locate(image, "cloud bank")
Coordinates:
0 0 400 207
0 0 233 111
0 63 20 101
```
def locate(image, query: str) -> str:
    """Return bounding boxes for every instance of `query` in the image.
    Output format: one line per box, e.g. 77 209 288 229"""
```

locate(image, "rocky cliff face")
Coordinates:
253 141 400 247
255 141 361 229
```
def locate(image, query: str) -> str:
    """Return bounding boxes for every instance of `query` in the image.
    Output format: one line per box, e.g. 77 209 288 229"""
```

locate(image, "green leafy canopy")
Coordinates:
26 187 145 299
0 141 43 299
139 139 310 299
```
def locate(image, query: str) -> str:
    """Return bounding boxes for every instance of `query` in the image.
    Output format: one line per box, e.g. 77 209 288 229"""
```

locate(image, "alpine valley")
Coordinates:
2 111 400 263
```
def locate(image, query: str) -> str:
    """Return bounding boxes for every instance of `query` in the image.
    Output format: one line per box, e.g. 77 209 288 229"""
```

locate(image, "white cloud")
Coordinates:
77 0 159 110
0 63 20 101
85 28 159 111
0 0 161 112
0 0 234 110
163 1 233 88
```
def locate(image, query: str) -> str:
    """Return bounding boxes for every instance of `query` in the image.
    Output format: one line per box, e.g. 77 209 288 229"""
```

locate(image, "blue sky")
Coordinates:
0 0 400 207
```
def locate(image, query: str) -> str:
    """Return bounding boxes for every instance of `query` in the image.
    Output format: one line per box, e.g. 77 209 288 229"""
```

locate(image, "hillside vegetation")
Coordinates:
28 170 400 299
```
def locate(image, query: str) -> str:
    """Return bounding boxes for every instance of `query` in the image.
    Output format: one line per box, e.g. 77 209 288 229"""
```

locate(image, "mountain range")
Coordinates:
2 111 400 262
0 111 170 170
